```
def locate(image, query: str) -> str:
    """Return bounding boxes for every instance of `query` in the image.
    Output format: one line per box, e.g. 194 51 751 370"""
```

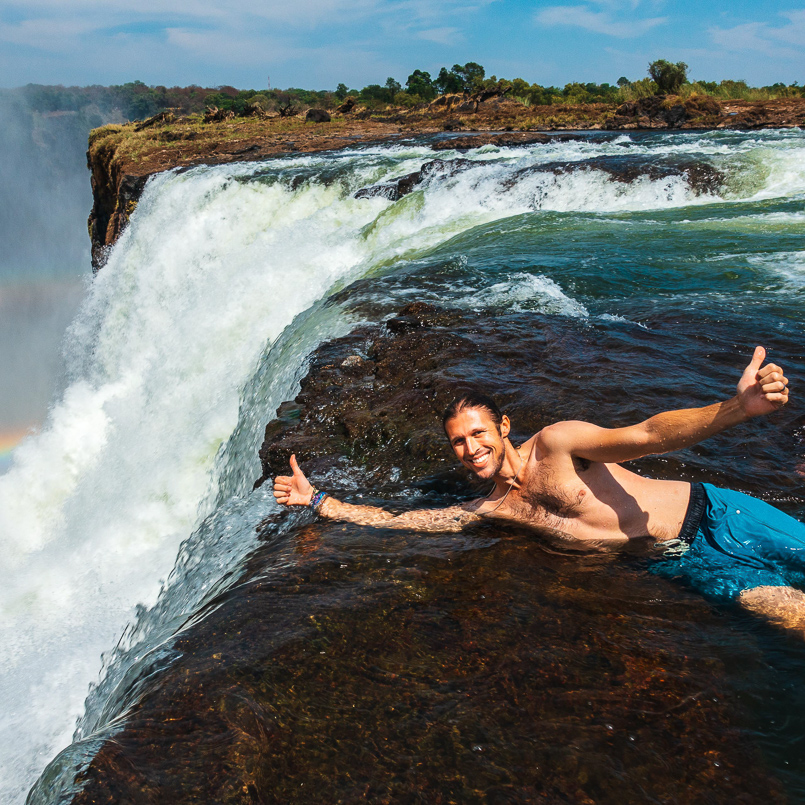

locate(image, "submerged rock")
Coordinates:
503 154 724 197
353 153 724 206
63 302 792 804
354 158 476 201
430 132 551 150
68 519 788 805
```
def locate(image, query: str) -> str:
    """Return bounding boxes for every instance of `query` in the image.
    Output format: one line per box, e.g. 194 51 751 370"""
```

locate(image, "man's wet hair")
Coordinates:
442 390 503 434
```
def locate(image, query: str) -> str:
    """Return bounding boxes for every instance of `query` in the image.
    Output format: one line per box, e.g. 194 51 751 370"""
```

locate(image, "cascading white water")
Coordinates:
4 130 805 804
0 158 386 804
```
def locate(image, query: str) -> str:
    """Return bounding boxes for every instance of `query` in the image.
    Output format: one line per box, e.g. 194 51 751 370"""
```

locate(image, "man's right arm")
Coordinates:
537 345 789 464
273 455 479 532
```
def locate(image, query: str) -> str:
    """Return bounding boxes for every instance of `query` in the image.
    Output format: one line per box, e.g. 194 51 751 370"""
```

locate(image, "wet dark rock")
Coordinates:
87 171 149 271
255 300 755 494
62 301 800 803
431 132 551 150
336 97 356 114
608 95 724 130
507 155 724 196
305 109 331 123
67 501 789 805
355 148 724 209
354 158 476 201
254 302 476 489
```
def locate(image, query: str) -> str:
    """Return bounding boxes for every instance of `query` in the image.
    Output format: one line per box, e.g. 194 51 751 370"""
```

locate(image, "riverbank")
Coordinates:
86 95 805 268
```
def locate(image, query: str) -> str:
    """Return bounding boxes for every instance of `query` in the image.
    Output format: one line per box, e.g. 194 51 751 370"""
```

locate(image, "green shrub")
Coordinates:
648 60 688 94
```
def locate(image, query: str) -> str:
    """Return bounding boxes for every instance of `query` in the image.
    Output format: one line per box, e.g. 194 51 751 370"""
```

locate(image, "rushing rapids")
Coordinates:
2 129 805 803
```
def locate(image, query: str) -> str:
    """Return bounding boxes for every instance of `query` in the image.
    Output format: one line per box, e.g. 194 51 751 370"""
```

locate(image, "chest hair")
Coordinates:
506 461 587 529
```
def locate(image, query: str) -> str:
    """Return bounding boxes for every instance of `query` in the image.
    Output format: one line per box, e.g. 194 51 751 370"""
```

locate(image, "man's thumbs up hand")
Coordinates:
737 346 789 418
273 454 314 506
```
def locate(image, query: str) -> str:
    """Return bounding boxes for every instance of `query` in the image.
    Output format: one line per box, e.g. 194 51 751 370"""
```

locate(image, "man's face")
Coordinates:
445 407 510 480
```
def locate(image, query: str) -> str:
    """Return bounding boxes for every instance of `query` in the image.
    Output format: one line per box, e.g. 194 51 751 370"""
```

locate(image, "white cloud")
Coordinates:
0 0 476 29
0 17 101 52
775 9 805 44
709 9 805 57
388 0 497 23
417 26 463 44
535 4 666 38
0 0 483 83
164 27 303 64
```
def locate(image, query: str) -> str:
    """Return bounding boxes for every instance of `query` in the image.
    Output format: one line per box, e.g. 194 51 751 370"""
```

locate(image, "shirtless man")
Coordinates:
274 346 805 635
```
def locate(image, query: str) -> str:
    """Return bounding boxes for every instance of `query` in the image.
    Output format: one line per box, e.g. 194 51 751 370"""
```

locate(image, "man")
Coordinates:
274 346 805 634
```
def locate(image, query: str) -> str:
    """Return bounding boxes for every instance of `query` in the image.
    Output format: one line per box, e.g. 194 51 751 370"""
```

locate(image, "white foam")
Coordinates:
598 313 649 329
747 250 805 289
458 272 589 317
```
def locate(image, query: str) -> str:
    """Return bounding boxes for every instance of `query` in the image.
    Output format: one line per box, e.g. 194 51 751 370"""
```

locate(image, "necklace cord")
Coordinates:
485 447 524 514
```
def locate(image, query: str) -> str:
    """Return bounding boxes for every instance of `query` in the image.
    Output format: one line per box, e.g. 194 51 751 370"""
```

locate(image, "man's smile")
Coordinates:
468 449 491 470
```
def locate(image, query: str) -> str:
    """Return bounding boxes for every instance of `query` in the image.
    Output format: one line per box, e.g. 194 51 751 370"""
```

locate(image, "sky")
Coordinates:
1 0 804 90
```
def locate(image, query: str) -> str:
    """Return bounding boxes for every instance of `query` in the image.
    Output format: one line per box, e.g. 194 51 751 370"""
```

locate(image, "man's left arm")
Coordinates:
273 455 480 531
538 346 789 464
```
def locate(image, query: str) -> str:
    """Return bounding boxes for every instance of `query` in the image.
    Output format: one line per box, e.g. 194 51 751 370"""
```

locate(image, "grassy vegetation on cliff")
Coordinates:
88 114 374 171
7 58 804 131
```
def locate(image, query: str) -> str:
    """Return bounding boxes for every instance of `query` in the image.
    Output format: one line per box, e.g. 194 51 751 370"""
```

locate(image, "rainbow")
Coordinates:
0 426 34 465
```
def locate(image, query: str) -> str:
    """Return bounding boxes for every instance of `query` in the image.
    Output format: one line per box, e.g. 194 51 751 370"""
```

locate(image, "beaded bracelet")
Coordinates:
309 488 328 512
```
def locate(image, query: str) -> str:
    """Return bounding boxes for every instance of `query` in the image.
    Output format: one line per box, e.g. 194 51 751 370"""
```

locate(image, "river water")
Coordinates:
2 129 805 802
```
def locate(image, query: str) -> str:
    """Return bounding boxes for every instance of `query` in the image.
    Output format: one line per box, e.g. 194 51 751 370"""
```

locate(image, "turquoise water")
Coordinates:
2 128 804 802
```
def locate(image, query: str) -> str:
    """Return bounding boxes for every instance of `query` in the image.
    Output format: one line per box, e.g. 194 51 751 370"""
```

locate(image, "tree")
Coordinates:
562 82 589 103
434 67 464 95
335 83 349 100
647 60 688 95
452 62 485 93
617 76 630 87
510 77 530 98
359 84 388 103
385 77 402 103
406 70 437 101
432 63 487 95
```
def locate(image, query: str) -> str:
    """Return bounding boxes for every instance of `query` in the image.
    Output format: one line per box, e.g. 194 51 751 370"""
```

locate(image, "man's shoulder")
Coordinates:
532 420 585 443
532 420 600 456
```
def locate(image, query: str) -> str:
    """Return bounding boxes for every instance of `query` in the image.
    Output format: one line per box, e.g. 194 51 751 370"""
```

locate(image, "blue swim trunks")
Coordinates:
653 483 805 602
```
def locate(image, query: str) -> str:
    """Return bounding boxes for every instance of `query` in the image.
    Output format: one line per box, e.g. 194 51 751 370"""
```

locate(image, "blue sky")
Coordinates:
1 0 803 90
